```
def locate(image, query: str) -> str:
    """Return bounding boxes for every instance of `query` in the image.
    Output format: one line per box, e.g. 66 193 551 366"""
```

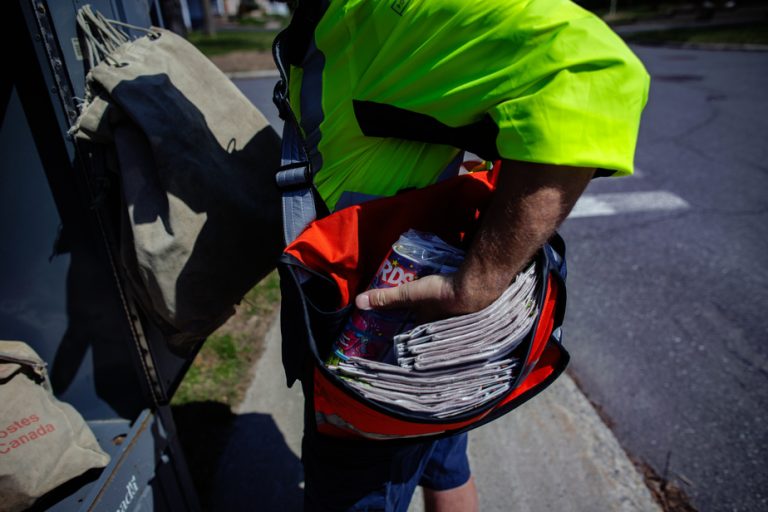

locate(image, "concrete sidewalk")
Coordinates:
212 316 660 512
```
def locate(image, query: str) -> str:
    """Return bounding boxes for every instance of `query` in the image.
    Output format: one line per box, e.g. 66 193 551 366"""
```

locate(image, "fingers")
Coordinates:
356 280 418 310
356 275 450 311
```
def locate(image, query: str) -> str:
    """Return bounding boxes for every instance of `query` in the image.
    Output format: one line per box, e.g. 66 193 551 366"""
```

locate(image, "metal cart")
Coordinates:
3 1 210 509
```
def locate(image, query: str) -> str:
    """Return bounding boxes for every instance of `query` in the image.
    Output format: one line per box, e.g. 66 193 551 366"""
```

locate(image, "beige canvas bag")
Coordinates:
70 6 283 352
0 341 110 512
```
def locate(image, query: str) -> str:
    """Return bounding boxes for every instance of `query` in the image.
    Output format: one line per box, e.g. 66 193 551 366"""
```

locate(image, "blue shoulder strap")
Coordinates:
272 30 324 247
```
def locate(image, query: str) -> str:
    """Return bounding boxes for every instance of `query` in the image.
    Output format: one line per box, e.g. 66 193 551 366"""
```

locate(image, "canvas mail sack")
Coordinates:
0 341 110 512
70 6 283 352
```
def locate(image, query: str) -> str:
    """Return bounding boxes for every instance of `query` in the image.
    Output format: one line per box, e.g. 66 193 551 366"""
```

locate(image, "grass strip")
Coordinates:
172 271 280 406
187 30 280 57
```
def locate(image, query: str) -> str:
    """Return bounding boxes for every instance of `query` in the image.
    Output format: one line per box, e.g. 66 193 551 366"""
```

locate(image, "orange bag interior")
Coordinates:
284 172 496 308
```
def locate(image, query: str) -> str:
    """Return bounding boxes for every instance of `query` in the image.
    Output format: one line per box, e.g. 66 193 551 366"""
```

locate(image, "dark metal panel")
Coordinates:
0 87 70 364
138 309 198 402
77 408 200 512
0 82 150 420
44 0 88 101
6 1 204 509
15 0 178 406
7 0 154 419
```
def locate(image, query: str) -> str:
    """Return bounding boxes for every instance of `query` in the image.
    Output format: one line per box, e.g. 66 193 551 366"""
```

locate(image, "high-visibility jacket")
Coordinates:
286 0 650 211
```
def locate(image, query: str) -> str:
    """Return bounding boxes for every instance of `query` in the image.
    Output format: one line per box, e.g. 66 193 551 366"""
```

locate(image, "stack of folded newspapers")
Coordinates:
328 262 539 418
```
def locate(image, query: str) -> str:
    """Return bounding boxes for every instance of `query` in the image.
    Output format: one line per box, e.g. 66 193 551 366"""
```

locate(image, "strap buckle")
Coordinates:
272 32 292 121
275 161 312 190
273 79 291 121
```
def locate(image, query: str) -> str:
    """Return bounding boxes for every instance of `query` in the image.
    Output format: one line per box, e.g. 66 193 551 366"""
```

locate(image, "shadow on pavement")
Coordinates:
212 412 304 511
173 401 237 508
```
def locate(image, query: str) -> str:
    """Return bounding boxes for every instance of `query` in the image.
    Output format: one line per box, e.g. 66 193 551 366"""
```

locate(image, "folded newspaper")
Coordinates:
328 262 539 418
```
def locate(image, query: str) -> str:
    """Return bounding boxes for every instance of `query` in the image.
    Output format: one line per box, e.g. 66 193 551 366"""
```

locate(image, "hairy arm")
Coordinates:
356 161 595 318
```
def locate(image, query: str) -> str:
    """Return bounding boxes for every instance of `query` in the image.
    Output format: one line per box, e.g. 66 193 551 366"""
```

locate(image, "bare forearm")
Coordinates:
358 161 594 318
451 161 594 312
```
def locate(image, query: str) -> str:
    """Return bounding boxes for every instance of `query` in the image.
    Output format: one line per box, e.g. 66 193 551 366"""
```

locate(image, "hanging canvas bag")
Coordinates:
0 341 110 511
70 6 283 352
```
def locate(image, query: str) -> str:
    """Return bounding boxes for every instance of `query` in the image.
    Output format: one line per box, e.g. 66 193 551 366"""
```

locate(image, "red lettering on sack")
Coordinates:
0 422 56 455
0 415 45 441
1 414 41 439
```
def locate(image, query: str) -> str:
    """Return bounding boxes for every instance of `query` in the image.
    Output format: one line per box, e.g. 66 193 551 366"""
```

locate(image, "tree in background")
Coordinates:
202 0 216 37
159 0 187 36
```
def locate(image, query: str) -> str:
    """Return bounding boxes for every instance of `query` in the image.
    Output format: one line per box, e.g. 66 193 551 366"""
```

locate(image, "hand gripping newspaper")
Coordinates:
326 230 539 419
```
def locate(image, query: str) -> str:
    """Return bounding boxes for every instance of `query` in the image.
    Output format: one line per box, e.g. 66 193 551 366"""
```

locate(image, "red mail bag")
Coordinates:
278 170 569 440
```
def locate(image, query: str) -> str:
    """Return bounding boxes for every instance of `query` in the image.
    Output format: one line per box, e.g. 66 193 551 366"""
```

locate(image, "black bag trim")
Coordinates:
278 235 568 428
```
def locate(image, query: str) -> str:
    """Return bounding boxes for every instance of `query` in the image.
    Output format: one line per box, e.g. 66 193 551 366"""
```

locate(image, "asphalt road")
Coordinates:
561 46 768 512
233 45 768 512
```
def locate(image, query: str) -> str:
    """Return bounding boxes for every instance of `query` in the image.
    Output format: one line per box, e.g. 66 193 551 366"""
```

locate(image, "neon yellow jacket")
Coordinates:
289 0 650 210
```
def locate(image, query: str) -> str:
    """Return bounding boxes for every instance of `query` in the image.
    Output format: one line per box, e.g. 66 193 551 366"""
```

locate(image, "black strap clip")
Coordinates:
273 79 291 121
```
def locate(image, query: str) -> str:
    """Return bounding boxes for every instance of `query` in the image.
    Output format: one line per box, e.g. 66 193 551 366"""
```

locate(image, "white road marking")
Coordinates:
569 191 690 219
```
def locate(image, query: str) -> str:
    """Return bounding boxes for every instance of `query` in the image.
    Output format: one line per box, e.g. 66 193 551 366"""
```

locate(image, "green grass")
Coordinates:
171 333 251 404
237 14 288 27
243 269 281 317
624 22 768 45
172 271 281 407
187 30 279 56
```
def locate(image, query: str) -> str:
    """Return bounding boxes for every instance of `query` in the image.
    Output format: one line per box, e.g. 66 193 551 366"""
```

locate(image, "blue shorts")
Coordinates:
302 432 471 511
